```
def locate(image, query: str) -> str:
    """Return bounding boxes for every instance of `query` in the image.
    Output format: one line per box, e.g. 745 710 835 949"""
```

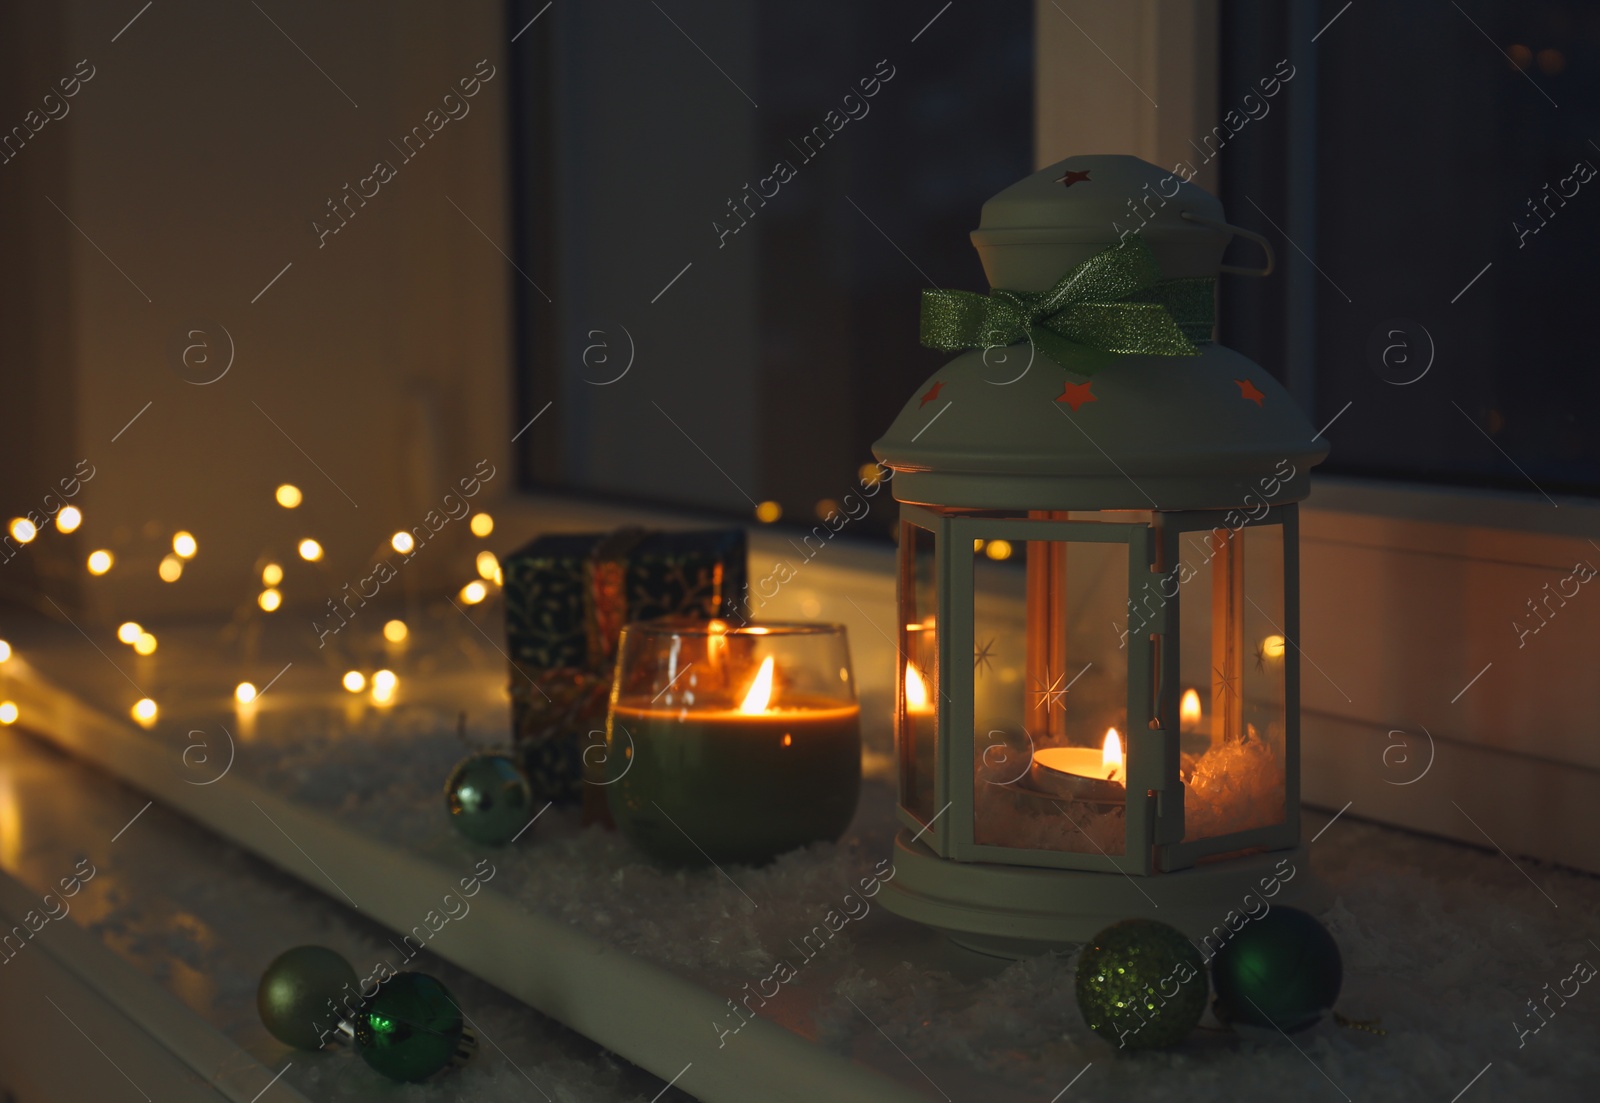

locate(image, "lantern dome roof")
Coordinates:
873 154 1328 512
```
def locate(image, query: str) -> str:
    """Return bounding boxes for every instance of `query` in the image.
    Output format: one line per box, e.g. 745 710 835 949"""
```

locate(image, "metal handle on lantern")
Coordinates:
1180 211 1275 278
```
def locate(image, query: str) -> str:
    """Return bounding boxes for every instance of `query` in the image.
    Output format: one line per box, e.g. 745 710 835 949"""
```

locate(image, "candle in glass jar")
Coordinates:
609 654 861 866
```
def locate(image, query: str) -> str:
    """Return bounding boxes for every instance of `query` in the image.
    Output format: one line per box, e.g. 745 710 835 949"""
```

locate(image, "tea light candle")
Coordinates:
608 627 861 866
1029 728 1126 803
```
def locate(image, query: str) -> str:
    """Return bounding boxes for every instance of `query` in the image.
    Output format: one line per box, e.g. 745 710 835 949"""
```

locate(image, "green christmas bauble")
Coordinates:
1211 906 1341 1033
353 972 468 1082
257 945 358 1050
1075 919 1208 1050
445 752 534 845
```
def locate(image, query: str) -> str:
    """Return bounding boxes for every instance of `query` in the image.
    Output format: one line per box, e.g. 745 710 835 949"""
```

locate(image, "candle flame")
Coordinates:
1180 688 1201 728
739 655 776 713
904 663 930 710
1102 727 1123 775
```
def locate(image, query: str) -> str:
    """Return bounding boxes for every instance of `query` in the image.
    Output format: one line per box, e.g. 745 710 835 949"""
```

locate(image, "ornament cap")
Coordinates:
973 154 1229 290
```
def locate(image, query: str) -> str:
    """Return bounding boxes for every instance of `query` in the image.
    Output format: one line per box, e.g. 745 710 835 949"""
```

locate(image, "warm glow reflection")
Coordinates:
172 531 198 558
391 531 415 554
298 538 323 562
371 669 398 704
985 539 1013 561
904 663 930 710
258 588 282 612
460 580 488 605
1102 728 1123 777
739 656 776 713
476 550 499 580
9 518 36 544
87 549 113 574
1262 634 1286 660
158 554 184 582
342 670 366 693
383 619 408 643
754 500 782 523
133 632 157 656
0 640 9 663
1180 688 1202 729
117 622 143 645
235 682 257 704
0 702 16 725
57 506 82 533
276 484 303 508
262 562 283 586
132 698 157 725
470 513 494 537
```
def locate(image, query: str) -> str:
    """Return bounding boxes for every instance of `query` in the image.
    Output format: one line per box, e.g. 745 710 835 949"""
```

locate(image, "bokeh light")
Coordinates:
117 622 143 644
235 682 258 704
470 513 494 537
131 698 157 726
158 554 184 582
297 538 323 562
87 549 113 575
56 506 82 533
342 671 367 693
382 619 408 643
262 562 283 586
459 580 488 605
476 550 499 580
391 531 415 554
258 588 282 612
172 531 198 558
276 484 303 508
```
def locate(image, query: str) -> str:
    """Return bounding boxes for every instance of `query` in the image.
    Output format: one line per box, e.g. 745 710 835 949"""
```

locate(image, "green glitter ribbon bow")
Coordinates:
918 234 1214 373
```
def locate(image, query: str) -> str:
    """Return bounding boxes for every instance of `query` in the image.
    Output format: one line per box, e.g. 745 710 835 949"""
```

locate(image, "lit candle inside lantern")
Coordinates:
904 662 935 718
607 622 861 867
1180 687 1203 732
1028 727 1127 803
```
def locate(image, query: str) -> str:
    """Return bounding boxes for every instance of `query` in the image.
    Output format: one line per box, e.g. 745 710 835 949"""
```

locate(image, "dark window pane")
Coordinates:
510 0 1033 527
1223 0 1598 497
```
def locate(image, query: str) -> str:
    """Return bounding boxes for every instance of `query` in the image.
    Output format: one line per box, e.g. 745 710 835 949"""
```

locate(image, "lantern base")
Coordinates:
880 830 1327 959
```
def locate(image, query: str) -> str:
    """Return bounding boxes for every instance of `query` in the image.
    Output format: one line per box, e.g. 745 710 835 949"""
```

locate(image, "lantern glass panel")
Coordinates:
973 533 1130 856
1175 522 1289 843
898 521 939 826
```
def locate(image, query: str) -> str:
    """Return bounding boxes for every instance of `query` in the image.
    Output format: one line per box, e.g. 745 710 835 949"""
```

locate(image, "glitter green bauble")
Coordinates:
445 752 534 846
354 972 467 1082
1211 906 1341 1033
1075 919 1208 1050
257 945 358 1050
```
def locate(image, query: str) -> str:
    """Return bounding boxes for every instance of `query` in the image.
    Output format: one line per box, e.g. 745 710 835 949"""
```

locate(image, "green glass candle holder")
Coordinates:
606 619 861 866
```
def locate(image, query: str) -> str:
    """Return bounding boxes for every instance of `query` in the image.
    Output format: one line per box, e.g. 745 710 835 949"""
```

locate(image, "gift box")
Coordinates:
502 527 748 806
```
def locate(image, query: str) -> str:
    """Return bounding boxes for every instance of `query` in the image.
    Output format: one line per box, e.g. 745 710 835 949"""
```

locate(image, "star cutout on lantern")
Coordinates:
1253 639 1270 674
1234 378 1266 407
1033 671 1071 713
1057 169 1092 187
920 380 944 407
974 637 995 676
1213 665 1239 702
1056 379 1096 412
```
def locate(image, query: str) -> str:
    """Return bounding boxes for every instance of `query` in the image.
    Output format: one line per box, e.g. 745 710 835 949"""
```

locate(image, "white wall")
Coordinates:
0 0 512 620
